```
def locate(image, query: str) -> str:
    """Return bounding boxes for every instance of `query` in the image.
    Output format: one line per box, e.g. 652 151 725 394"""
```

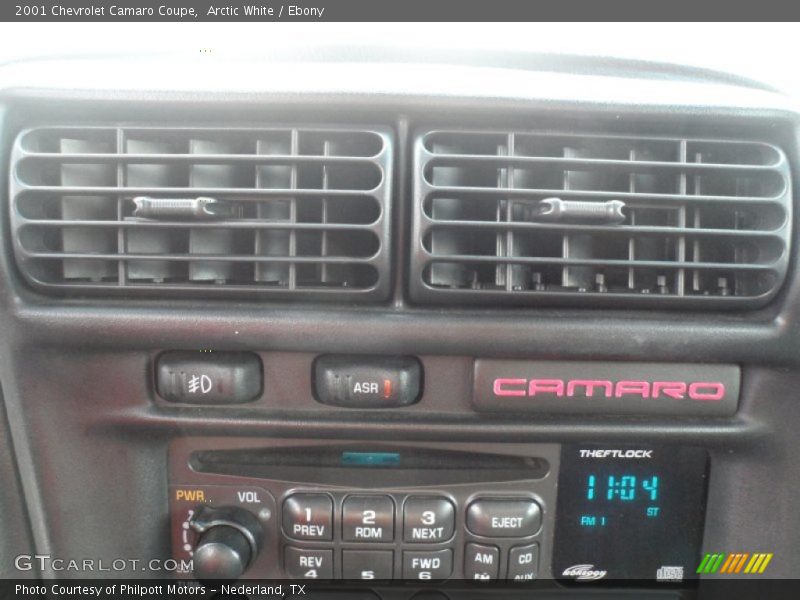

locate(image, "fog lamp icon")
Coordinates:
187 374 212 394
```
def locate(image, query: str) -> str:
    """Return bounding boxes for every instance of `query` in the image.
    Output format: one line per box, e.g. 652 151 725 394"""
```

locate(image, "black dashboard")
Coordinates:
0 41 799 600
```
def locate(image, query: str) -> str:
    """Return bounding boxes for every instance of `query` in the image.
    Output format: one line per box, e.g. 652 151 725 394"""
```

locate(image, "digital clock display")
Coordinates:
553 445 708 583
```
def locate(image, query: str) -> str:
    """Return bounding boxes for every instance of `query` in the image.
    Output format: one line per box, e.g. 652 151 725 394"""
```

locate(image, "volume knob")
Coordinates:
189 505 264 580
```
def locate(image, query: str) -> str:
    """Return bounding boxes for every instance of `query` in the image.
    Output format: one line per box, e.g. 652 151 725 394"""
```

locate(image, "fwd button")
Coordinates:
466 498 541 538
402 549 453 580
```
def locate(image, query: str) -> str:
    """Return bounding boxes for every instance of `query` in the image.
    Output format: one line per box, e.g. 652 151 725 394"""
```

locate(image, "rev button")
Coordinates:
466 498 541 538
284 546 333 580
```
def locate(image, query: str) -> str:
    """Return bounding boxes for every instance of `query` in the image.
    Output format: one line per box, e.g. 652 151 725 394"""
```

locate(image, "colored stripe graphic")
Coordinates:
698 553 728 574
710 554 726 573
701 552 774 575
744 554 760 574
734 553 749 573
758 553 774 573
720 553 737 574
750 554 766 573
696 554 713 574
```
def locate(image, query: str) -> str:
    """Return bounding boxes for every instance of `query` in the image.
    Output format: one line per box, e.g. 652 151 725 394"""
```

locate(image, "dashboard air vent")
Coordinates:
411 129 792 308
10 125 392 301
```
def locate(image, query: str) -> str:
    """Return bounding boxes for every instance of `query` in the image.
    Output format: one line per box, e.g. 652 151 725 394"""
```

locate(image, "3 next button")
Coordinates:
403 496 455 543
466 498 542 538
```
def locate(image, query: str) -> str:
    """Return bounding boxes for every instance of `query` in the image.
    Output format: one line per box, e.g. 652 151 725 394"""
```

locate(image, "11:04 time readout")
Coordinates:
586 474 659 501
580 474 662 527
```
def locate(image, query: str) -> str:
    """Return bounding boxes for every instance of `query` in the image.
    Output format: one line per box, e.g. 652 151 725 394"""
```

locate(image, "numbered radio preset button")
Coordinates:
403 496 456 543
282 493 333 541
342 550 394 580
343 495 395 542
402 549 453 580
284 546 333 579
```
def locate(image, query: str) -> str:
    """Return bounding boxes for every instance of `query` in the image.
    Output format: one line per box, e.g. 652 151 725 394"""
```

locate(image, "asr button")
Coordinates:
313 355 422 408
156 351 262 404
283 494 333 541
466 498 542 538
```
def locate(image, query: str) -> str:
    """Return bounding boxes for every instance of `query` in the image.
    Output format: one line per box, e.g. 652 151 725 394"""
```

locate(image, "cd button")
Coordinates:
508 543 539 581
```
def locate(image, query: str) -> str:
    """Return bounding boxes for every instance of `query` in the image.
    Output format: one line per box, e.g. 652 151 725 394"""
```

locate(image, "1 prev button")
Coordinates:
466 498 541 537
283 494 333 541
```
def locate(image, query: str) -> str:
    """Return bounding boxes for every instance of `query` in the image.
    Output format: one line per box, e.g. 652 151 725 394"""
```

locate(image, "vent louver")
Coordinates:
411 129 792 308
10 125 392 301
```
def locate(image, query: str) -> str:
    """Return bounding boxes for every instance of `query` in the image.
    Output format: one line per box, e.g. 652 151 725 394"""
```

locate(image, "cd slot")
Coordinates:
190 444 550 487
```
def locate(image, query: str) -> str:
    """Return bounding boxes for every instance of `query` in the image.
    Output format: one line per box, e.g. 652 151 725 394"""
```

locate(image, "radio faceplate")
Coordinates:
169 439 560 582
168 439 707 586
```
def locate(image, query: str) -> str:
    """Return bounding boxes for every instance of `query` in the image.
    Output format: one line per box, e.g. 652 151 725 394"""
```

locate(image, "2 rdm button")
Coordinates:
343 495 395 542
466 499 542 537
403 497 455 543
283 494 333 541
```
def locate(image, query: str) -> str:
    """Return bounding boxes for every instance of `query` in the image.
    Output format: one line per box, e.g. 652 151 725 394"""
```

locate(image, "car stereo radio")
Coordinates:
168 438 709 585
